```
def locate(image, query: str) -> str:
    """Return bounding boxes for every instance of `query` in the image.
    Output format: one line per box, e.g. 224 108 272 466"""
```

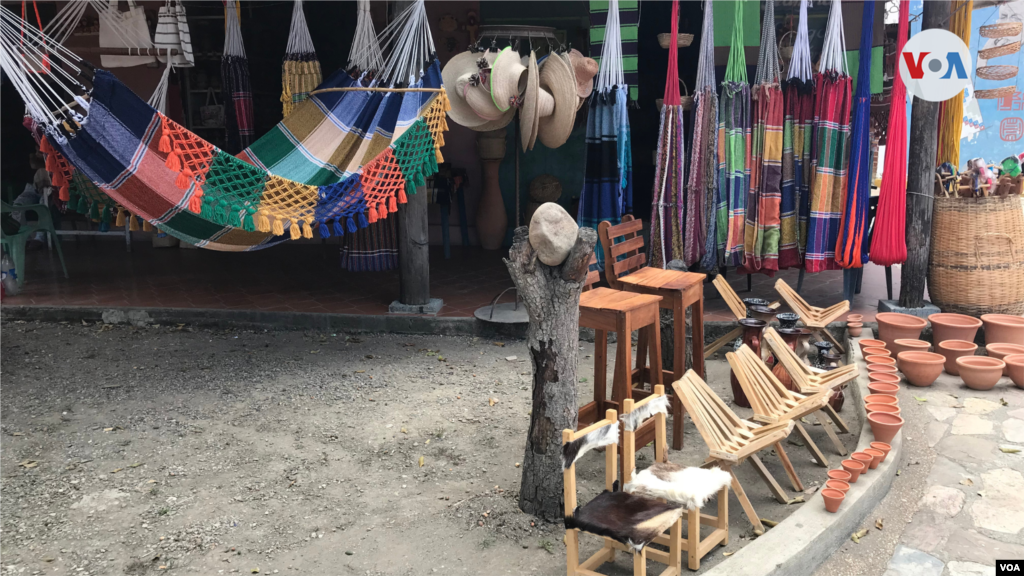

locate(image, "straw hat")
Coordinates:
443 51 496 128
490 47 527 112
530 89 554 150
520 51 540 152
567 49 598 100
536 52 577 149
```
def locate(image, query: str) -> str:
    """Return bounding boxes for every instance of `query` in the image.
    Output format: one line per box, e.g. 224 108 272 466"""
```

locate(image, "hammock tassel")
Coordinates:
367 205 378 224
142 220 152 232
256 212 271 233
158 121 172 153
333 219 346 237
388 195 398 213
347 216 358 233
397 187 408 204
302 220 313 239
175 171 192 192
166 149 181 172
131 216 141 232
377 203 388 219
357 212 369 229
319 220 330 238
115 208 126 228
272 218 285 237
289 220 302 240
58 183 70 202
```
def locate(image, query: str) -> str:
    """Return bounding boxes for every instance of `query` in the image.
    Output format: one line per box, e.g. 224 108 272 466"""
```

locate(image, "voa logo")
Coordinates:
997 559 1024 574
899 29 973 102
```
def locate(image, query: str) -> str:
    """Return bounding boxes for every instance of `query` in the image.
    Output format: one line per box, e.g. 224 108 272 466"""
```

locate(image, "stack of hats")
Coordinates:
444 46 598 152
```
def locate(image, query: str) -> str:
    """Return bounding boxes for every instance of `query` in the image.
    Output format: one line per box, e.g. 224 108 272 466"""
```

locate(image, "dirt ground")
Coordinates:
1 320 860 576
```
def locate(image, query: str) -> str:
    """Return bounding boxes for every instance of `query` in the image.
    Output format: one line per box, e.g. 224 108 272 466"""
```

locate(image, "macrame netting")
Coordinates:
281 0 322 118
650 0 686 268
716 0 751 269
688 0 718 269
779 0 813 270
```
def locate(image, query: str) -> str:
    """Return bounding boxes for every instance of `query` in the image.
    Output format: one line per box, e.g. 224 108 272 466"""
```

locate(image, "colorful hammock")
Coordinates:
745 0 783 273
804 0 850 273
686 0 718 269
650 0 685 268
715 0 750 269
835 0 875 269
222 0 255 150
281 0 322 118
779 0 813 270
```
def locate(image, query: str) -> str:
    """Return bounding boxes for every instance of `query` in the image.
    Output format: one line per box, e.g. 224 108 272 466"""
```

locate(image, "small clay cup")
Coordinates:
827 469 852 483
864 393 899 406
863 347 891 358
1005 354 1024 389
937 340 978 376
891 339 932 357
867 364 899 376
866 355 897 367
870 442 891 461
842 459 865 483
866 403 901 417
957 356 1005 391
896 351 945 387
822 488 845 513
864 448 885 469
867 382 900 396
857 339 886 355
825 479 850 494
852 451 873 472
847 322 863 337
985 343 1024 375
868 413 904 444
869 372 902 386
847 314 864 322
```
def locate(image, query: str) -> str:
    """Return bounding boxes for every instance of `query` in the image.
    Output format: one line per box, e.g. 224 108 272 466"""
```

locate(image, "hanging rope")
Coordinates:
650 0 685 268
936 0 972 168
281 0 322 117
869 0 910 266
716 0 751 269
222 0 255 149
779 0 813 269
689 0 718 268
376 0 435 87
348 0 383 74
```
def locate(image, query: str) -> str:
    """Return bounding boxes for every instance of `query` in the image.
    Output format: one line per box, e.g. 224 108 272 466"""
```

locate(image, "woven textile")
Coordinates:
746 84 783 271
779 81 813 269
223 56 255 150
804 72 851 272
686 0 718 269
340 210 399 271
651 105 686 268
282 59 323 118
715 1 750 269
589 0 639 101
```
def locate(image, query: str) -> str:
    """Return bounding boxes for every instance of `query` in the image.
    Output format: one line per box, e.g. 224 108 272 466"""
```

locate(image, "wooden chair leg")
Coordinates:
748 454 790 504
648 321 663 387
718 486 729 546
692 296 705 380
687 507 700 570
669 517 682 573
633 546 647 576
727 466 766 535
672 300 686 451
794 421 830 467
704 326 742 359
635 326 649 391
773 441 804 492
594 330 608 416
566 529 579 576
822 402 850 434
815 411 848 456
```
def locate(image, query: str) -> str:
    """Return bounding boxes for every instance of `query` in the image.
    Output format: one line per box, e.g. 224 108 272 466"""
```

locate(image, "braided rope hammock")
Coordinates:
650 0 685 268
689 0 718 269
1 1 449 252
936 0 973 168
716 0 751 269
779 0 813 270
281 0 322 118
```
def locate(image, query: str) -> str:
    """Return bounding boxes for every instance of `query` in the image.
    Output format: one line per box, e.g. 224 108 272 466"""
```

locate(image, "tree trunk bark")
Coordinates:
397 184 430 305
505 225 598 521
899 0 949 309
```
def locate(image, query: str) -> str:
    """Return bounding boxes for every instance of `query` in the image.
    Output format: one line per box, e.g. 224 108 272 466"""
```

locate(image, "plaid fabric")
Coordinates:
779 81 814 269
589 0 639 101
686 88 717 267
804 72 852 273
340 209 398 271
717 82 751 268
745 85 783 272
222 55 255 150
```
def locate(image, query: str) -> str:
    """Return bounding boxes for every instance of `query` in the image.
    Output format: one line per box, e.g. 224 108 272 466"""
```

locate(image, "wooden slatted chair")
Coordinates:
704 275 781 359
727 345 846 463
599 215 707 450
621 387 730 571
670 371 796 535
562 409 684 576
774 278 850 352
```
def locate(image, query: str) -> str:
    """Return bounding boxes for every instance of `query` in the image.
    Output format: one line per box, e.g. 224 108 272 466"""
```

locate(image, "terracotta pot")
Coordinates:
956 356 1005 391
774 328 803 392
985 343 1024 375
847 322 863 337
863 347 891 358
896 351 945 387
827 469 852 482
981 314 1024 345
868 412 904 444
864 448 885 469
870 442 891 461
937 340 978 376
825 479 850 494
891 339 932 357
857 339 886 355
864 394 899 406
876 312 929 348
1003 354 1024 389
847 314 864 322
822 488 845 513
867 364 899 376
866 403 901 417
841 459 865 483
866 355 897 367
867 382 900 396
868 372 902 386
730 318 766 408
829 385 846 412
928 313 983 344
852 451 873 472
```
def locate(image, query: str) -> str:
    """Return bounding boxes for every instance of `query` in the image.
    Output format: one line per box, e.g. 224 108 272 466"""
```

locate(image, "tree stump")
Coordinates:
505 225 597 521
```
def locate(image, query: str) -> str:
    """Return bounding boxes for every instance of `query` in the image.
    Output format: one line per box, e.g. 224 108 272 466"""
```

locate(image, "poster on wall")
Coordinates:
960 0 1024 170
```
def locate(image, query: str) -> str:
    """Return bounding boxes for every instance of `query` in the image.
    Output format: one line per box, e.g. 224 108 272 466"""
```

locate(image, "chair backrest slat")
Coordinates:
673 371 750 456
598 215 646 290
583 253 600 291
712 275 748 320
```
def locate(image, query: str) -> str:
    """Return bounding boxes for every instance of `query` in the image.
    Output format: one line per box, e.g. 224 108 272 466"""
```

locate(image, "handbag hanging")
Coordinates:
154 0 193 67
200 88 225 128
99 0 156 68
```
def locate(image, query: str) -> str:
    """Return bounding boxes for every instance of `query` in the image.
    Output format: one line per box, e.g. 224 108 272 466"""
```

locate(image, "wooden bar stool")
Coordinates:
579 254 664 474
599 215 706 450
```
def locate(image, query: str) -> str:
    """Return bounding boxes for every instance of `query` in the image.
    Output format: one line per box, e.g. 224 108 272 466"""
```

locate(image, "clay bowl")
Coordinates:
869 372 902 386
956 356 1006 391
863 347 891 358
896 351 945 387
776 312 800 329
851 451 874 473
857 339 886 355
847 314 864 322
876 312 929 348
847 322 863 337
870 442 891 461
825 479 850 494
841 459 865 483
937 340 978 376
1001 354 1024 389
891 339 932 357
827 469 852 483
981 314 1024 345
867 364 899 376
868 412 904 444
866 355 897 367
822 488 845 513
985 343 1024 375
867 381 900 396
928 313 983 344
864 393 899 406
864 448 885 469
866 402 901 417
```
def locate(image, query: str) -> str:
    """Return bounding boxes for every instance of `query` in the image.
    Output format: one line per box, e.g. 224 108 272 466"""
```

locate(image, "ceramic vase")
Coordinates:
476 130 508 250
730 318 766 408
773 328 802 392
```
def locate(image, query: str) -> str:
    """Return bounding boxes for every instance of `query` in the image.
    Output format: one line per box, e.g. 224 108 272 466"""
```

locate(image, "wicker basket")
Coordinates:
979 40 1021 59
658 33 694 49
929 195 1024 316
977 64 1019 80
975 85 1016 99
980 21 1022 38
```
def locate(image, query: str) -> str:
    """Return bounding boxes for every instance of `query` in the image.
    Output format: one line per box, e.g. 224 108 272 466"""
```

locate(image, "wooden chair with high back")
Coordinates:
727 345 846 464
621 386 731 571
599 215 707 450
579 254 665 474
774 278 850 352
562 409 685 576
670 370 796 535
704 275 781 359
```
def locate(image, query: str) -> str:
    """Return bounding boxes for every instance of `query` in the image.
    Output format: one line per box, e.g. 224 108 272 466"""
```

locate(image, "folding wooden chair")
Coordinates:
563 409 684 576
670 371 796 535
621 387 730 571
727 345 846 463
774 278 849 352
704 275 781 359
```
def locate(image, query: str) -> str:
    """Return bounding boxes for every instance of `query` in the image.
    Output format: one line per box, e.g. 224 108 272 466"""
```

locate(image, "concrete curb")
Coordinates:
702 327 901 576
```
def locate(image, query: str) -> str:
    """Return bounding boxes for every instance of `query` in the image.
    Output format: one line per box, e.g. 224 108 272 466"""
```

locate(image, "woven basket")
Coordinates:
929 195 1024 316
976 64 1019 80
979 40 1021 59
975 85 1016 99
658 33 694 49
655 80 693 112
980 21 1022 38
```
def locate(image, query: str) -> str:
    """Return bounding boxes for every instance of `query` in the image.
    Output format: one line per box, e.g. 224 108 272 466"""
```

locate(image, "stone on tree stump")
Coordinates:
528 203 578 266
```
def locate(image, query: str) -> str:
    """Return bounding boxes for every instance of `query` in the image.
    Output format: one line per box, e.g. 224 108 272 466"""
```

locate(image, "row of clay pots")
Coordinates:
856 340 906 447
899 343 1024 390
847 314 863 337
824 442 892 513
877 311 1024 349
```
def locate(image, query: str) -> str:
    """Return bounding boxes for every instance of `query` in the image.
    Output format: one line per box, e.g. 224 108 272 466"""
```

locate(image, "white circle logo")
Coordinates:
899 29 973 102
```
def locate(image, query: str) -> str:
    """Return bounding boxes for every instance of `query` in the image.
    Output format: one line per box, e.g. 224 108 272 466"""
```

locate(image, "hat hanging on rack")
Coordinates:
567 48 598 102
443 49 513 130
489 47 528 112
520 50 540 151
536 52 577 149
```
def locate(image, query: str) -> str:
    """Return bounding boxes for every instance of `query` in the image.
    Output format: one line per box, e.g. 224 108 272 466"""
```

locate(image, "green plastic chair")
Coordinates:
0 199 68 286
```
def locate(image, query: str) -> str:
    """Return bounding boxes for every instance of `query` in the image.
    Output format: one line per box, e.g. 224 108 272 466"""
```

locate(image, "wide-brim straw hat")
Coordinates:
520 51 540 152
530 89 554 150
490 47 527 113
443 51 497 128
536 52 577 149
567 48 598 100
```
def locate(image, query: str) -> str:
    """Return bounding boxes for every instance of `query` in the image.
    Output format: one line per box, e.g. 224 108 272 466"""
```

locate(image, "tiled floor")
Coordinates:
3 238 900 321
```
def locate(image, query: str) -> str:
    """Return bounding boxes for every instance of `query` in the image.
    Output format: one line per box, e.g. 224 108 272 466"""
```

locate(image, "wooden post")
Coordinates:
900 0 949 309
506 225 598 520
397 184 431 306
